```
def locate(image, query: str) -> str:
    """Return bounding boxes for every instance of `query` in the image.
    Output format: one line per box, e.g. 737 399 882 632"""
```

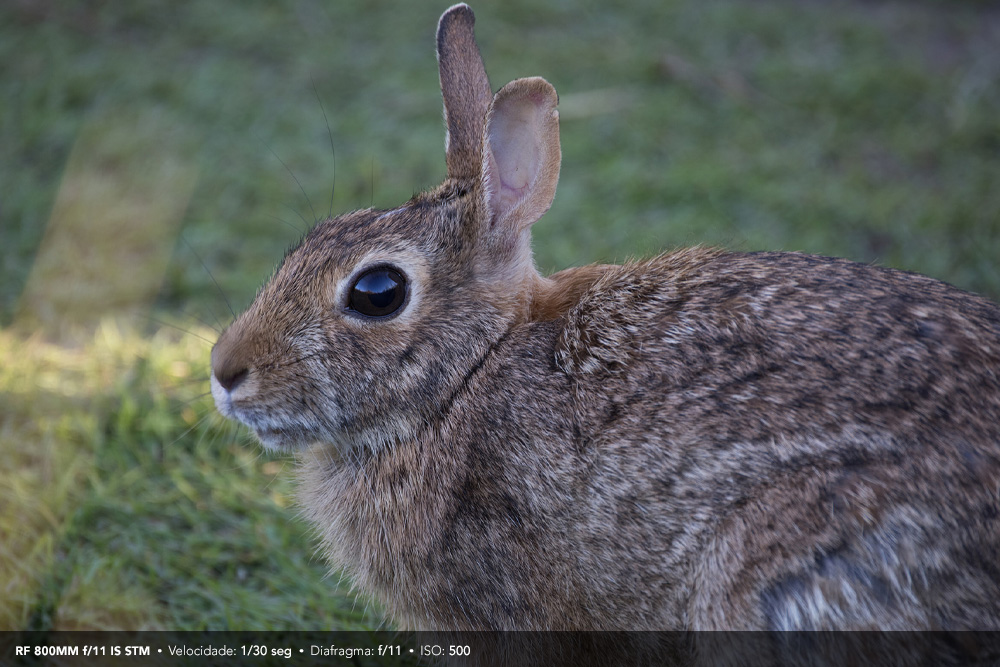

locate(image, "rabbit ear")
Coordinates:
481 77 561 235
437 4 493 180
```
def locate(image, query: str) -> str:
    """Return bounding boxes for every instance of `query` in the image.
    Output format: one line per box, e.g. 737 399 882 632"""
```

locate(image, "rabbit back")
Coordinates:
557 247 1000 630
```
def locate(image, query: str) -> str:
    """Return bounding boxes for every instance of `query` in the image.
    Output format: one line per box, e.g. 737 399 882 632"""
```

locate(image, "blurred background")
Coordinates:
1 0 998 630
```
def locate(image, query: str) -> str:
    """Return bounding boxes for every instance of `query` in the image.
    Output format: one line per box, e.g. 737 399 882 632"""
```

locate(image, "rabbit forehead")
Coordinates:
276 207 433 279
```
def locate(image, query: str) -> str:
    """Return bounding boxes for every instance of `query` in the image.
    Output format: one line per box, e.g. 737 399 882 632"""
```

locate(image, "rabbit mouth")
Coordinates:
211 373 329 450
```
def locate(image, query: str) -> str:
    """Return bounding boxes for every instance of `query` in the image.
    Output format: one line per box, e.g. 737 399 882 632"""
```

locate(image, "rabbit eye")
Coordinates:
347 267 408 318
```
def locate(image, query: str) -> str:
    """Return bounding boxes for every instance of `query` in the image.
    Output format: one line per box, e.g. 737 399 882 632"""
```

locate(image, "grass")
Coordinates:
1 0 999 631
0 324 382 630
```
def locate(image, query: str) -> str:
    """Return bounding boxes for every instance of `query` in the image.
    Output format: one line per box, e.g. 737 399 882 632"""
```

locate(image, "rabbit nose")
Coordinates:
212 333 250 392
216 365 248 392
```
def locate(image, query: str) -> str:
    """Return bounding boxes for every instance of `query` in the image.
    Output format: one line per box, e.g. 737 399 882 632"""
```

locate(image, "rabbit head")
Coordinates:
211 4 562 457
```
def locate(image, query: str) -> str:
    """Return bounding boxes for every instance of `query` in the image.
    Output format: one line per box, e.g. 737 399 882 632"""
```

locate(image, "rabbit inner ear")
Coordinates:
482 77 562 235
436 4 493 181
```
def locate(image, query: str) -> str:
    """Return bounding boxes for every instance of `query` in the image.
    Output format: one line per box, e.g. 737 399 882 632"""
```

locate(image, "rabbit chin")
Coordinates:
252 427 318 452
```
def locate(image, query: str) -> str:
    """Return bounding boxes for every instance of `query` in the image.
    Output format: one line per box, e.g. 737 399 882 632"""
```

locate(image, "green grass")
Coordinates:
2 0 999 631
0 325 382 630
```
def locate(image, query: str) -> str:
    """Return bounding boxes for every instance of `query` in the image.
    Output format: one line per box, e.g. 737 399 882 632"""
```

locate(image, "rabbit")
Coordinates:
210 2 1000 658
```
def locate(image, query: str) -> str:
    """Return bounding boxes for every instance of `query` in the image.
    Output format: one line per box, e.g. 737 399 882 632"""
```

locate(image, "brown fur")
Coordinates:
528 264 613 322
437 4 492 180
211 3 1000 658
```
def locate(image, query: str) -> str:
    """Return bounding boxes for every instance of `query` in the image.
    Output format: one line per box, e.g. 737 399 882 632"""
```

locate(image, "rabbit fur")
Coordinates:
212 3 1000 637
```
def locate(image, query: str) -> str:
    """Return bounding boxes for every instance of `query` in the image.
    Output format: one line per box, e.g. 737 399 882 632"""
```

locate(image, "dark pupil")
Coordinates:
349 268 406 318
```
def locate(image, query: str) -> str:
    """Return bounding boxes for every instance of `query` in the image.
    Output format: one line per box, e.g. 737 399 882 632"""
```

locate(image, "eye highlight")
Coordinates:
346 266 408 318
